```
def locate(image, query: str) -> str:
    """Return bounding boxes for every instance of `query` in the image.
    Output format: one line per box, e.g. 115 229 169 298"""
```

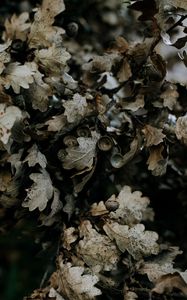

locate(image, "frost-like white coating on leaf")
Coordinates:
77 220 120 272
103 221 159 260
109 185 151 225
62 131 100 171
22 169 53 211
58 260 102 299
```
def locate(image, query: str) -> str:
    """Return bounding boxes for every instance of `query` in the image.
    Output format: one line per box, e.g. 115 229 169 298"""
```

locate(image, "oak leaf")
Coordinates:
0 104 23 144
142 124 165 147
63 93 89 124
77 220 120 272
22 169 53 211
103 221 159 260
109 185 151 225
57 260 102 300
3 62 35 94
23 144 47 168
62 131 100 171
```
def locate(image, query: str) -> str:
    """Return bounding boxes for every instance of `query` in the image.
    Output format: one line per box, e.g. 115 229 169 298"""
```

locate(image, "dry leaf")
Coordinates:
142 124 165 147
175 115 187 145
122 94 145 112
3 62 35 94
0 104 23 144
0 48 10 75
117 58 132 82
152 272 187 296
109 185 151 225
23 144 47 168
23 68 52 112
160 83 179 110
90 201 109 216
147 144 168 176
49 288 65 300
35 44 71 75
28 0 65 48
3 12 30 41
45 114 67 132
124 291 138 300
139 247 182 282
62 227 78 251
22 169 53 211
39 188 63 226
62 131 100 171
77 220 120 272
63 93 89 123
103 221 159 260
57 260 102 300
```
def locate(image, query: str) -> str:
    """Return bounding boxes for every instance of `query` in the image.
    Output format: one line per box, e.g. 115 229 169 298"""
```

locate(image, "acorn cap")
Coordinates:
97 136 114 151
110 153 124 168
63 135 78 147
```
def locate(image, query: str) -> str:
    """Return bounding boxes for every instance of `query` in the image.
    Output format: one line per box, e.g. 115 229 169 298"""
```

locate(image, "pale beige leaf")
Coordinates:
124 291 138 300
63 93 88 123
3 62 35 94
62 131 100 171
22 169 53 211
103 221 159 260
35 44 71 75
139 247 182 282
25 69 52 112
23 144 47 168
62 227 78 250
3 12 30 41
49 288 65 300
175 115 187 145
77 220 120 272
40 188 63 226
90 201 109 216
109 185 151 225
58 260 102 299
28 0 65 48
0 104 23 144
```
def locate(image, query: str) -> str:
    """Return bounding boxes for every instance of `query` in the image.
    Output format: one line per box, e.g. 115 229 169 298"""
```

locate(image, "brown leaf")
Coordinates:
147 144 168 176
160 83 179 110
117 58 132 82
142 124 165 147
152 272 187 296
77 220 120 272
62 131 100 171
